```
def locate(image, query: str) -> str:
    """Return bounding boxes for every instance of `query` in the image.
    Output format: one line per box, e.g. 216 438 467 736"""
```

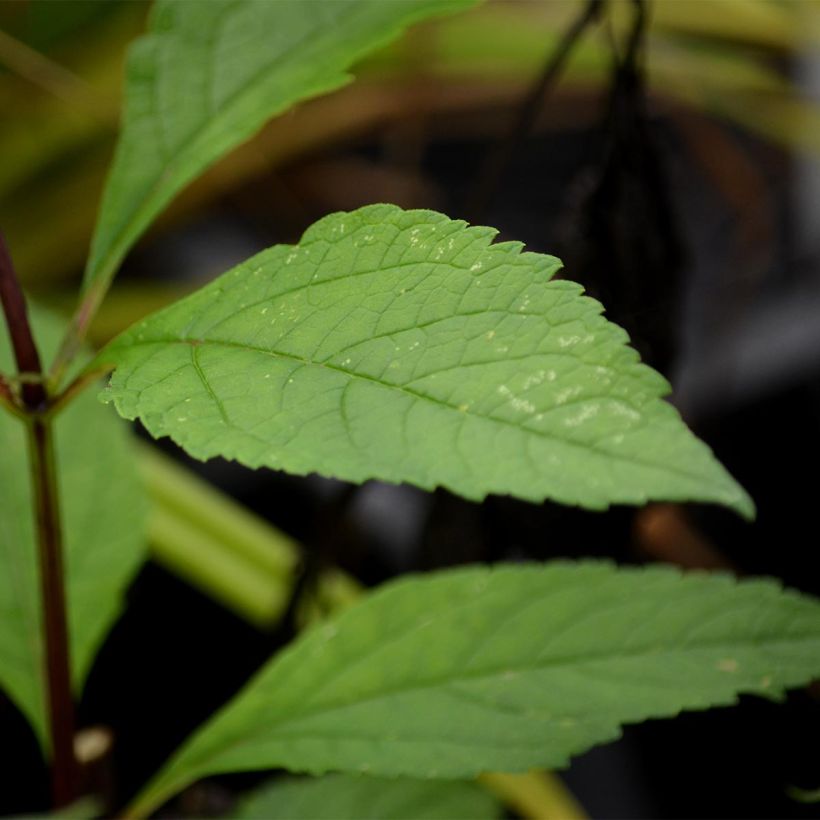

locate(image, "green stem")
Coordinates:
136 444 300 626
49 278 109 390
138 443 298 579
27 415 77 807
480 772 587 820
149 505 292 627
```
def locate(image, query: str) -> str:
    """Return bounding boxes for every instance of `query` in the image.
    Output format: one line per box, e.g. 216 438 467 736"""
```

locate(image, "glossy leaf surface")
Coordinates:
236 774 500 820
83 0 475 300
130 562 820 814
0 308 146 745
100 205 751 516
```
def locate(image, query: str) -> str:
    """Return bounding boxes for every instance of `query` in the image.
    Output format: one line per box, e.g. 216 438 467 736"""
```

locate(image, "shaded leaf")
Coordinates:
82 0 476 303
0 307 146 745
99 204 751 516
235 774 500 820
129 562 820 815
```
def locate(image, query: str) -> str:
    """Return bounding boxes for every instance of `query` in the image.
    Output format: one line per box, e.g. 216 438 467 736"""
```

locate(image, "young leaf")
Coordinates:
128 562 820 816
81 0 476 310
235 774 500 820
99 205 752 517
0 308 146 746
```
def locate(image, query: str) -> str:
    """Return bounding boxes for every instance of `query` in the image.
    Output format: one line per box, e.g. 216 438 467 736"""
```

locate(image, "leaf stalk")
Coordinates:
48 281 105 391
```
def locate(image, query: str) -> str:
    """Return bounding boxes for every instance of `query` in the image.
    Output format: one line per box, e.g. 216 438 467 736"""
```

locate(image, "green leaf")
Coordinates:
82 0 477 304
99 204 752 517
235 774 501 820
0 307 146 746
128 562 820 816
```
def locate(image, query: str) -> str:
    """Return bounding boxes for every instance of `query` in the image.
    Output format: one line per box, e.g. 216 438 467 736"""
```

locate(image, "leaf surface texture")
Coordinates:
236 774 500 820
131 562 820 813
0 308 146 745
84 0 475 297
100 205 751 515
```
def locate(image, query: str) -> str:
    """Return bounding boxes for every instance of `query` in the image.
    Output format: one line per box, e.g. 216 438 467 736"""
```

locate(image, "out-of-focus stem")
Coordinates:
480 771 587 820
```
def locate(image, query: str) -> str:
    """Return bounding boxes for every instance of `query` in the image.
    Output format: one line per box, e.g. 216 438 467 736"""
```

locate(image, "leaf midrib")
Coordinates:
123 335 725 491
175 623 817 783
261 628 817 730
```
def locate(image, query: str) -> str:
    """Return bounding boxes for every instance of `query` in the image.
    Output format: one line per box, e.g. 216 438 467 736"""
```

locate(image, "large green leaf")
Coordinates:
82 0 476 304
98 204 752 516
0 308 146 746
235 774 500 820
128 562 820 816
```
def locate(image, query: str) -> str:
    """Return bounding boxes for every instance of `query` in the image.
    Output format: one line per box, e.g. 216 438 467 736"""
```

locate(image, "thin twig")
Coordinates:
0 28 107 120
0 231 46 409
48 280 104 391
466 0 605 222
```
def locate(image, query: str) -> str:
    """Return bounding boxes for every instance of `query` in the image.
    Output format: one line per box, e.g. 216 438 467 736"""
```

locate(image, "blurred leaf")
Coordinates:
99 204 751 516
129 562 820 816
235 774 501 820
649 0 802 49
82 0 478 317
0 306 146 746
788 785 820 803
